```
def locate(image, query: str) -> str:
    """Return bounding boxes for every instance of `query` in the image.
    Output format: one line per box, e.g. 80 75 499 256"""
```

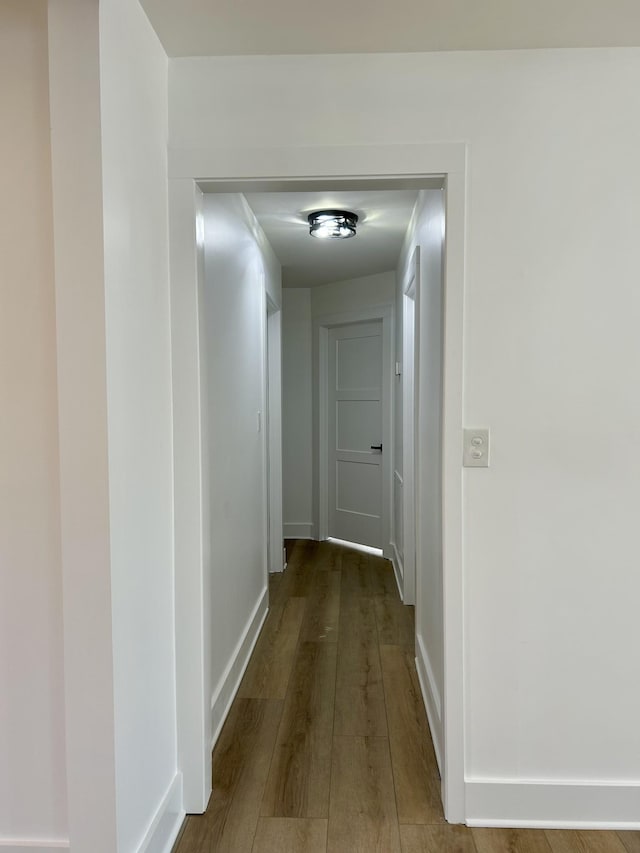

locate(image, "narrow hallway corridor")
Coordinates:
172 540 639 853
173 538 443 852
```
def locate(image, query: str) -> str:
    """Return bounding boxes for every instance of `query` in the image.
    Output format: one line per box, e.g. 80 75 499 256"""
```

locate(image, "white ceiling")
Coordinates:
244 190 419 288
140 0 640 57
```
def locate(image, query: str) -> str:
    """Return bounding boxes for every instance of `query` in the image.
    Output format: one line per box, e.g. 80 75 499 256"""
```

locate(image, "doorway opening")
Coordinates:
170 149 466 825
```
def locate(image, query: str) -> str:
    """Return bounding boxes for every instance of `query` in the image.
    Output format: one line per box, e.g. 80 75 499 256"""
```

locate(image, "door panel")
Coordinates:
337 334 382 389
337 460 381 516
337 400 381 451
328 321 383 548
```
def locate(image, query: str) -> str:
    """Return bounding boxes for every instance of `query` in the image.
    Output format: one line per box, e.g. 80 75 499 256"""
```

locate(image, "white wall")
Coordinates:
202 194 282 741
49 0 119 847
170 48 640 822
0 2 68 845
100 1 181 851
310 270 396 318
396 190 446 761
282 289 314 538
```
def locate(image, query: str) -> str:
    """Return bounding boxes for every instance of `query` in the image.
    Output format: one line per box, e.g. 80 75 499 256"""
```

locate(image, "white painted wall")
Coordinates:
49 0 119 847
396 190 446 760
170 48 640 820
282 289 314 538
310 271 395 318
202 194 282 740
100 1 181 850
0 2 68 845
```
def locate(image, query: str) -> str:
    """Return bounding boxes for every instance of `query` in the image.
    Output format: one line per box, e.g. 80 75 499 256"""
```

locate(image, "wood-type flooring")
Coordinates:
173 539 640 853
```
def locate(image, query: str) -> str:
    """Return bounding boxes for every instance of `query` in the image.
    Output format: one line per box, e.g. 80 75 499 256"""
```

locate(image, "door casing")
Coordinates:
401 246 420 606
169 142 467 824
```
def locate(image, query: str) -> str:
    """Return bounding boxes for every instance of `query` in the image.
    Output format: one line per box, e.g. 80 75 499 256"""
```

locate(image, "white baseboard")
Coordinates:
415 632 443 775
283 523 316 539
465 778 640 828
210 586 269 750
389 541 404 601
136 772 184 853
0 842 69 851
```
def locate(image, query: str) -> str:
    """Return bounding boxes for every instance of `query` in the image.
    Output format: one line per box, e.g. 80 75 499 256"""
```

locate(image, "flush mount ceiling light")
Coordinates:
308 209 358 239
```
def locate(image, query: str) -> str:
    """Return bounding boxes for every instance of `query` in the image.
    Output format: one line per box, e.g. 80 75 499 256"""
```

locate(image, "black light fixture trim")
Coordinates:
308 209 358 239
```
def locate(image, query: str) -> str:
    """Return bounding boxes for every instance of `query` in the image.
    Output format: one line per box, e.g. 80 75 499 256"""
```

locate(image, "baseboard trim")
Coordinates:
0 842 69 851
284 523 315 539
415 632 443 775
136 772 184 853
210 585 269 750
465 779 640 828
389 541 404 601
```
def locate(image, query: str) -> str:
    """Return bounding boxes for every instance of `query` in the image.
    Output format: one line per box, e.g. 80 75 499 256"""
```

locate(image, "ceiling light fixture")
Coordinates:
308 209 358 239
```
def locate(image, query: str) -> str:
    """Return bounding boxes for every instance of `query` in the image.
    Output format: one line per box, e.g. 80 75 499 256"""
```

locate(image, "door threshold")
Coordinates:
326 537 383 557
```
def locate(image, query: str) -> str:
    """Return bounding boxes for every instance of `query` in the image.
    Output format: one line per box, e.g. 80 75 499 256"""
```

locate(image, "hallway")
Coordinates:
172 540 639 853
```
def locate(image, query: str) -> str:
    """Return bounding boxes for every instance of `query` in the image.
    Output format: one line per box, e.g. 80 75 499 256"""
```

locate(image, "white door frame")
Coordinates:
169 142 467 823
265 294 284 573
317 306 393 556
401 247 420 606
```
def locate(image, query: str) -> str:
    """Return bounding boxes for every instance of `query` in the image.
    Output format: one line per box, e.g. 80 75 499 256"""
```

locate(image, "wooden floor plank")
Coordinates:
284 539 299 563
300 569 341 643
473 828 553 853
252 818 328 853
380 644 444 824
314 540 342 572
400 824 478 853
327 735 401 853
268 571 283 603
287 564 319 597
288 539 320 573
261 641 338 818
618 833 640 853
238 598 306 699
339 550 371 605
275 541 326 601
374 597 415 646
366 553 401 598
545 830 630 853
174 698 282 853
334 596 387 737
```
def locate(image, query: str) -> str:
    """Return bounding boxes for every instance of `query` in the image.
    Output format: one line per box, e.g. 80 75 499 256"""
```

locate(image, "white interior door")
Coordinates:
328 321 383 549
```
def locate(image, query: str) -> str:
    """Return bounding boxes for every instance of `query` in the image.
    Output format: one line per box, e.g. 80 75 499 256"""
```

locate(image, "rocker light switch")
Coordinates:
463 428 490 468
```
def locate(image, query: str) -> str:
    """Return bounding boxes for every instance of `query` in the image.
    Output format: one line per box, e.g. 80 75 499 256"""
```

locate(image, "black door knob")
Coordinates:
370 444 383 452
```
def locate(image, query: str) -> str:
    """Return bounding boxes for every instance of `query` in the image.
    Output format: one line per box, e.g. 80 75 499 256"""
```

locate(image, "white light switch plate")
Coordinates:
463 428 490 468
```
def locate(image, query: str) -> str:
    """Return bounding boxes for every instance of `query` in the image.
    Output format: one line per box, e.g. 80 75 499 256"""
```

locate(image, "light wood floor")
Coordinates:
173 539 640 853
